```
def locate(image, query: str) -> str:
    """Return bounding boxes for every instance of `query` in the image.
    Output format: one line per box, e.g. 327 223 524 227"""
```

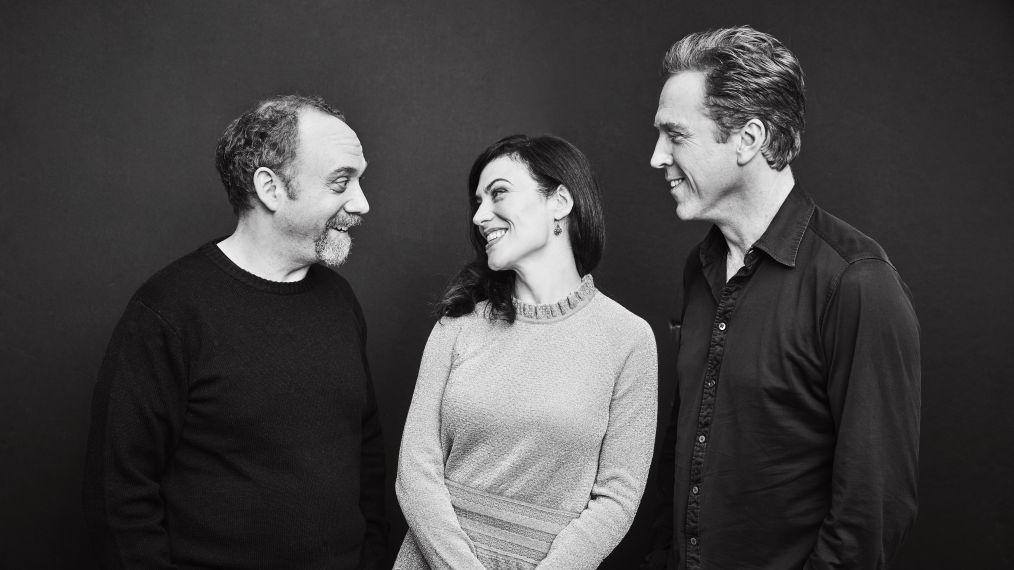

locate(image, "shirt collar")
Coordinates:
698 185 815 269
698 225 726 267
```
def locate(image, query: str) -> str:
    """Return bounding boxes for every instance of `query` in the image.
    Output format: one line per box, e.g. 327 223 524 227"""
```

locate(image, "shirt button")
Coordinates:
692 485 699 494
718 322 727 331
698 434 706 443
690 537 698 546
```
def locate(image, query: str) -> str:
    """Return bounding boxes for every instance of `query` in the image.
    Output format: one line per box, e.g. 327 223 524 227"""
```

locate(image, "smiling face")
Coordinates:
277 110 369 268
650 71 743 222
472 156 556 273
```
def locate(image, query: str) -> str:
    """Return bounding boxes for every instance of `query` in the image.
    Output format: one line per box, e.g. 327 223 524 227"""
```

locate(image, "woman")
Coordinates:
395 135 657 569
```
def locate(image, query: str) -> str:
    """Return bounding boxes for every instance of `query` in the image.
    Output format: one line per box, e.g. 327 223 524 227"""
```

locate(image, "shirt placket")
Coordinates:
684 251 758 569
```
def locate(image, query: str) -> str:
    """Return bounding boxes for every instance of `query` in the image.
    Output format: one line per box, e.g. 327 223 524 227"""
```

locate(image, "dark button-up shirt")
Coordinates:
656 187 921 569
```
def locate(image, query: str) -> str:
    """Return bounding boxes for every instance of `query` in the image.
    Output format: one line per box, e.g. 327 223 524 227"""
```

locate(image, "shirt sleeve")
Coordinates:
82 299 186 570
353 297 390 569
537 320 659 569
643 251 698 569
395 319 486 570
806 258 921 569
643 393 678 569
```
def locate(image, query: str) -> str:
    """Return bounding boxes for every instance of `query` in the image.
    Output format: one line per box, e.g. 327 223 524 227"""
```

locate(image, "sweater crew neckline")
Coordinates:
201 240 316 295
512 274 597 323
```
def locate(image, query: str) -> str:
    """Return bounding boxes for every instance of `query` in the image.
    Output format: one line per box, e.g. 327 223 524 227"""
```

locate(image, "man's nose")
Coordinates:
347 182 370 215
650 135 672 169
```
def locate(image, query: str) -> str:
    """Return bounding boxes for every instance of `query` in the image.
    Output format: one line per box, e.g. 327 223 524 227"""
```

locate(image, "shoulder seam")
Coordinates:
808 220 893 267
132 298 184 341
808 224 848 263
818 257 901 333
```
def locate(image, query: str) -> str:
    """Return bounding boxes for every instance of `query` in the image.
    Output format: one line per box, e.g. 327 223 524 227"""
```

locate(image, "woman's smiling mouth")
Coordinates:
484 228 507 248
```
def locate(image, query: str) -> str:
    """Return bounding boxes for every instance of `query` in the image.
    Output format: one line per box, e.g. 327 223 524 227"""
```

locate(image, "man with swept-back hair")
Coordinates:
644 27 920 569
84 94 388 569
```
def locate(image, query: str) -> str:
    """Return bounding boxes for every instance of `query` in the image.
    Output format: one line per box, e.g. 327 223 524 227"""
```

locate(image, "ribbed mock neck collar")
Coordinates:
202 239 316 295
512 274 597 324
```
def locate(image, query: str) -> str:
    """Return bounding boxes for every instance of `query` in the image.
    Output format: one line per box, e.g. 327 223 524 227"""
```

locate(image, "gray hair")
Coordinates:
663 26 806 170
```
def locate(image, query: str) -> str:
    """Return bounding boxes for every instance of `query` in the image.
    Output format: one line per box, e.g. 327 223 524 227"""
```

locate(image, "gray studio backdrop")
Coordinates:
3 1 1012 568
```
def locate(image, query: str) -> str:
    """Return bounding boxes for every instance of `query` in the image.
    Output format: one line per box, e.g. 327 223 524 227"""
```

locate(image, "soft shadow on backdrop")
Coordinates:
2 1 1012 568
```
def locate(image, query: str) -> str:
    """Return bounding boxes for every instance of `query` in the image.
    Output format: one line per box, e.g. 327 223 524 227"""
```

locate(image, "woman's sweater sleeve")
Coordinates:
395 319 486 570
537 319 659 569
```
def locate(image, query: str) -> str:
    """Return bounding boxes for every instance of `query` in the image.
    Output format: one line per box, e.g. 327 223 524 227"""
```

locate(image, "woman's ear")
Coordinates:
551 185 575 221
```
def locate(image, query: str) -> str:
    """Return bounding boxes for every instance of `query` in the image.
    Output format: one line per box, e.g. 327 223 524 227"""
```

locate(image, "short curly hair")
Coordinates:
215 95 346 215
663 26 806 170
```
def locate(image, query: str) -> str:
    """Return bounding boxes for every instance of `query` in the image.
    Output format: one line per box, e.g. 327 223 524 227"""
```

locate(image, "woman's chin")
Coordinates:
486 257 510 272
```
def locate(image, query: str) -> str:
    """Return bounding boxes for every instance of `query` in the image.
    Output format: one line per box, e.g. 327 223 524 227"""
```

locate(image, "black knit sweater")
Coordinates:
84 241 388 569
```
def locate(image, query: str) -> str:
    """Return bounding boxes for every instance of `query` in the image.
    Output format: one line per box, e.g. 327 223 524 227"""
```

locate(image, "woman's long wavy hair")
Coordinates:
435 134 606 323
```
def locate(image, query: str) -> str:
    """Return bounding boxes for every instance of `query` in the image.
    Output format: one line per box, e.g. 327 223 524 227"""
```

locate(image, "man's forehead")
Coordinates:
662 71 706 99
300 110 360 142
655 71 708 126
297 110 365 164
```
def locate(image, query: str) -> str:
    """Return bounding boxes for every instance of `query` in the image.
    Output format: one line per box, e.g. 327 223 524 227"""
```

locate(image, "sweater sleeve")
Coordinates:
353 295 390 569
359 376 389 568
83 299 186 570
395 319 486 570
537 320 659 569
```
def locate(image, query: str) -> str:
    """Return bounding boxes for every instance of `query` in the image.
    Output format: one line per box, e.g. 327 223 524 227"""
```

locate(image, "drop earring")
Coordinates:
553 221 563 236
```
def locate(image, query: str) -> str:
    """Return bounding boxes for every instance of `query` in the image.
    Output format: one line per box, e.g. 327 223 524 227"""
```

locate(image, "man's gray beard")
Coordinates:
314 230 351 267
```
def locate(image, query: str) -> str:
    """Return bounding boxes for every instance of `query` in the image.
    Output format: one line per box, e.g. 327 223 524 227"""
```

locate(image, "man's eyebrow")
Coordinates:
657 121 689 135
327 166 358 179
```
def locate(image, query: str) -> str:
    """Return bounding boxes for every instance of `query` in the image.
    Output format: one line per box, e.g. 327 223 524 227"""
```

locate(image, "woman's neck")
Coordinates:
512 256 583 306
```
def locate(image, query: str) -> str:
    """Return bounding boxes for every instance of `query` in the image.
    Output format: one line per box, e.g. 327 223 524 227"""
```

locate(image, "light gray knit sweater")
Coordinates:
395 276 658 569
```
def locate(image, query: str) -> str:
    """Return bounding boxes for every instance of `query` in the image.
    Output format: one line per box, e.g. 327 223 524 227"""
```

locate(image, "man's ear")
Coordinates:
253 166 286 212
551 185 575 221
736 118 767 166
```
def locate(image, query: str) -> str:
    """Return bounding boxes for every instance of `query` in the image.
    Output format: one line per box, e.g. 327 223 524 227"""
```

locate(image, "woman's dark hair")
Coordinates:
435 134 605 323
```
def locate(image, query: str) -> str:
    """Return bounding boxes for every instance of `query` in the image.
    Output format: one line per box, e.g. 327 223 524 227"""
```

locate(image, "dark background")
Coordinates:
3 0 1012 568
